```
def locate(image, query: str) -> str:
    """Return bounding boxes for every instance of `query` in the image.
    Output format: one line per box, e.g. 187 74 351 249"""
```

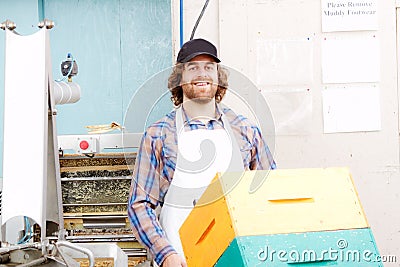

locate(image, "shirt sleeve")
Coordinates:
249 125 277 170
127 130 177 265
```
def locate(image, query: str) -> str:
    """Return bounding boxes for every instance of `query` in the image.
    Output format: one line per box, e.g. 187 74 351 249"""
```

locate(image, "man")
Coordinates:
128 38 276 267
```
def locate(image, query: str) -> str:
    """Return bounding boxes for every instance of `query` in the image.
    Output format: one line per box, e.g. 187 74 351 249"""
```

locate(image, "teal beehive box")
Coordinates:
180 168 370 267
215 228 382 267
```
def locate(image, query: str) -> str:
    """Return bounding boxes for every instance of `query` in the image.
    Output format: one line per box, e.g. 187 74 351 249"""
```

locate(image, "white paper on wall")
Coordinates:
321 37 380 83
256 39 313 86
321 0 378 32
261 88 313 135
322 85 381 133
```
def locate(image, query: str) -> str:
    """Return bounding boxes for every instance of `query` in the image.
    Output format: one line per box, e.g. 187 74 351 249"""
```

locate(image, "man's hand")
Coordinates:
162 253 187 267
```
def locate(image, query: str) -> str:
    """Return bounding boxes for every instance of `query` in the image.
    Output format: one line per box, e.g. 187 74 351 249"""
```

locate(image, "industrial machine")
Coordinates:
0 19 131 266
56 136 148 266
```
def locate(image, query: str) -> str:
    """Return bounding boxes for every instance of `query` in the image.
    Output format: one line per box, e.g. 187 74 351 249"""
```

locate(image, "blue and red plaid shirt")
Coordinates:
128 105 276 265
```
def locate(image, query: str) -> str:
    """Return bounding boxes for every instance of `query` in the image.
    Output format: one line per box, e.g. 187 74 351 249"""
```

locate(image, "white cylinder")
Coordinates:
53 81 81 105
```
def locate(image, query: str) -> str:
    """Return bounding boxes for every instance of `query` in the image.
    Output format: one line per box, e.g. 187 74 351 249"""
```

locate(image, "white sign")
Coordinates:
321 37 380 83
321 0 378 32
322 85 381 133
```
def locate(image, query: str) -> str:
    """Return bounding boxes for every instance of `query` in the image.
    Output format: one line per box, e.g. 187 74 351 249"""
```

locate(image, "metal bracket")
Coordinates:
0 20 16 31
38 19 55 29
1 19 54 30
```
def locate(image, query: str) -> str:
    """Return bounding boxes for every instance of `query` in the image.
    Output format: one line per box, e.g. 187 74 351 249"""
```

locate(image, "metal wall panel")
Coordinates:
0 0 173 177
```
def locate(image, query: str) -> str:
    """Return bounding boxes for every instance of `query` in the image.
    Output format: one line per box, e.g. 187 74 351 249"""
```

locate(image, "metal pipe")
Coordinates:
61 176 131 182
53 81 81 105
63 215 127 219
47 236 136 243
0 243 41 255
56 241 95 267
82 222 126 228
63 202 127 206
180 0 184 47
17 257 46 267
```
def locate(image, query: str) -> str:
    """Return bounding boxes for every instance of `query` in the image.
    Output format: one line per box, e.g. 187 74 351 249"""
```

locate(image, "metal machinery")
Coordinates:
57 133 148 266
0 19 132 266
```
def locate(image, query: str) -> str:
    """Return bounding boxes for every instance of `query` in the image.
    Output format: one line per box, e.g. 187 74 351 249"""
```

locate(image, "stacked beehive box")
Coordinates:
179 168 382 266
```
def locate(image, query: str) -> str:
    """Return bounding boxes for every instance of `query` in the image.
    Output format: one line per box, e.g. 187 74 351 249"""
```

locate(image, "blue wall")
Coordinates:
0 0 172 176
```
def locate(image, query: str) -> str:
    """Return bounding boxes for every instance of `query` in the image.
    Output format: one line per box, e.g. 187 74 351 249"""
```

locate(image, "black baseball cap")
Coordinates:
177 38 221 63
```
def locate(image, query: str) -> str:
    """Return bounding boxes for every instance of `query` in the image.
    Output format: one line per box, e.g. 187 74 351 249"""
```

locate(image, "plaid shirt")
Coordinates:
128 105 276 265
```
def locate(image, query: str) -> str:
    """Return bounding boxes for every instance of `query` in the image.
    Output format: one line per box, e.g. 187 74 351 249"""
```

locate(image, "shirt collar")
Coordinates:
180 103 223 126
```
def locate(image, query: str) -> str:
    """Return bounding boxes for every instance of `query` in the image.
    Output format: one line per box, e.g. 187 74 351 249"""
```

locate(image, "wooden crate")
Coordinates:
180 168 369 267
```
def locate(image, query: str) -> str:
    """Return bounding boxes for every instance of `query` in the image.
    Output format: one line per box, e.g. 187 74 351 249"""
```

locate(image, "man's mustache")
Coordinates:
180 79 217 86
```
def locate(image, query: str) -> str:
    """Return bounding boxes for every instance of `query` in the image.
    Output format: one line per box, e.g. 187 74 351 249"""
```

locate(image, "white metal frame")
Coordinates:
57 132 143 153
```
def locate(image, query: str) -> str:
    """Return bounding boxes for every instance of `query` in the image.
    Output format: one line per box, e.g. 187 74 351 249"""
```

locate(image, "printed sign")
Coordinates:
321 0 378 32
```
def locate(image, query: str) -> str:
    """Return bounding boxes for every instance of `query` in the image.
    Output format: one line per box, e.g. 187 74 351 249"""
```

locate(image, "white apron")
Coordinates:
159 106 244 260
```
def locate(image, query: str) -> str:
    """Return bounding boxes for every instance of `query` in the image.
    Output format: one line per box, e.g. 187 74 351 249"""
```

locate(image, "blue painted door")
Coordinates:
43 0 173 134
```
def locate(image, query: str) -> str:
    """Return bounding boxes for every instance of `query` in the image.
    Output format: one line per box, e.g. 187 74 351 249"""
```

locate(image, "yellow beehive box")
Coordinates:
179 168 369 267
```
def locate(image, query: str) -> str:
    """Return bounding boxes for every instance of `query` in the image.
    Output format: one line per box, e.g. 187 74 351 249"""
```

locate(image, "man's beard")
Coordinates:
186 96 214 104
181 79 218 103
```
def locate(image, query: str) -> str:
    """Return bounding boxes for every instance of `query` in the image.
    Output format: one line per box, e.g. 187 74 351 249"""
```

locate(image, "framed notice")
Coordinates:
321 0 378 32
